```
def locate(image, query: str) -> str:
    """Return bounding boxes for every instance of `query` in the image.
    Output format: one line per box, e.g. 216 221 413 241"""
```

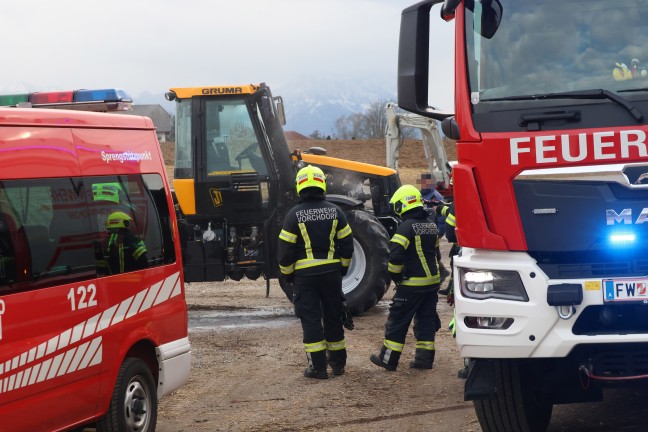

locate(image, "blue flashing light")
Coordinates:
75 89 132 103
609 230 637 247
610 233 636 243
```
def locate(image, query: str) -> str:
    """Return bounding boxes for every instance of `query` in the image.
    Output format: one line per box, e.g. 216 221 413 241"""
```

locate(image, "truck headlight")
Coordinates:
459 269 528 301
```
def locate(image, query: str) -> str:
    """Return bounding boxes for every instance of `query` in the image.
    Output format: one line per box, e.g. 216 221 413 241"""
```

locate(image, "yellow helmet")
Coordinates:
613 63 633 81
106 211 131 230
92 182 122 203
390 184 423 216
295 165 326 194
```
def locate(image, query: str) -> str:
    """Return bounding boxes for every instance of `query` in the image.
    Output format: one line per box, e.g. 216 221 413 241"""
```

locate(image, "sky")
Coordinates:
1 0 455 111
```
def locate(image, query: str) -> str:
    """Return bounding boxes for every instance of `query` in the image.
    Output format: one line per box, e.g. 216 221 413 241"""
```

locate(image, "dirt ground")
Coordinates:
155 139 478 432
154 245 648 432
156 240 478 432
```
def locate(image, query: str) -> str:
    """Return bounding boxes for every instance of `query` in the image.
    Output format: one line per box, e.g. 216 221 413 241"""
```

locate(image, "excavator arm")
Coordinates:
385 102 452 193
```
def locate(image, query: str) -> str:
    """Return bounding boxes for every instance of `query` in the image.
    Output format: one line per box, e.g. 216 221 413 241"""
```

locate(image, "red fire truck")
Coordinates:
0 89 190 432
399 1 648 431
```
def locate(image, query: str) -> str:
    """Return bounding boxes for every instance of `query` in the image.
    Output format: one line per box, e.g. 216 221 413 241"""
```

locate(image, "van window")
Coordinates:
0 174 175 293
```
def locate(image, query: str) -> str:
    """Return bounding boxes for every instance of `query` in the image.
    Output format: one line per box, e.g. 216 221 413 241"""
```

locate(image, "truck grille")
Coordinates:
589 350 648 378
573 305 648 336
534 255 648 279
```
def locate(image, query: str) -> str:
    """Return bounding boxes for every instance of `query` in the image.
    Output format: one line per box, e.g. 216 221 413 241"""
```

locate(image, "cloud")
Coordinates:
1 0 455 111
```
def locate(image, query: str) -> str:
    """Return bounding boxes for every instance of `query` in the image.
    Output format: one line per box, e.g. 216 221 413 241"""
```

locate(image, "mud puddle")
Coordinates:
188 306 297 332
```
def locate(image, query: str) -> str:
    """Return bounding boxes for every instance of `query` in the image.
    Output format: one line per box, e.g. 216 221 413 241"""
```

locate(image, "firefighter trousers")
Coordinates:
384 286 439 347
294 271 346 369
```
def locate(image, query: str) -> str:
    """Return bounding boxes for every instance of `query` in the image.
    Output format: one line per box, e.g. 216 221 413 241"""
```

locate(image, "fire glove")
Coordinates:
389 271 404 285
448 311 456 338
436 203 447 216
340 266 349 277
341 302 354 330
284 273 294 284
446 282 455 306
447 293 455 306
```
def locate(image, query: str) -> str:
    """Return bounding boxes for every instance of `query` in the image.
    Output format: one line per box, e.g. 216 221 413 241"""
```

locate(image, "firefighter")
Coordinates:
436 202 458 300
370 184 441 371
278 165 354 379
613 62 633 81
435 202 472 378
105 211 148 274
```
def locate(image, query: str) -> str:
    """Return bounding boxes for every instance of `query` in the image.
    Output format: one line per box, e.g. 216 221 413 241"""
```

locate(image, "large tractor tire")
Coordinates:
279 209 390 315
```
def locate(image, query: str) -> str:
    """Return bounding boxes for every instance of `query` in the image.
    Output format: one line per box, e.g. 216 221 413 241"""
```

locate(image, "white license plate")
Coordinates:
603 278 648 302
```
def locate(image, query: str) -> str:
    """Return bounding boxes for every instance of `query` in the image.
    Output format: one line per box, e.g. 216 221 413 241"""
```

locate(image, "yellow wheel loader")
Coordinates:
166 83 401 314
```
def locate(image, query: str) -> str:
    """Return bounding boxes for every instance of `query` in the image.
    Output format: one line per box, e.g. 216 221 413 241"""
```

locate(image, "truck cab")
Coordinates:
398 1 648 430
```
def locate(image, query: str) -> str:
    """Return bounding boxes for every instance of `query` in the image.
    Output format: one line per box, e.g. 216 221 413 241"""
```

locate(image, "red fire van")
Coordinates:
0 89 190 432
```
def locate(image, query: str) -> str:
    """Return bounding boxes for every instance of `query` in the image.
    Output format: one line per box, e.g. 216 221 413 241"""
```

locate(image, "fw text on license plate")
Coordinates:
603 278 648 302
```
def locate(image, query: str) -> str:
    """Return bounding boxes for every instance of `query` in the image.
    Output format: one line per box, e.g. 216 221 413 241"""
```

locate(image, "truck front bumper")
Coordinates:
454 248 648 359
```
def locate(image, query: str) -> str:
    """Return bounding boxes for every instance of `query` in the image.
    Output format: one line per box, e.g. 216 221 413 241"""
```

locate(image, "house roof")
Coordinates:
284 131 310 141
119 104 173 133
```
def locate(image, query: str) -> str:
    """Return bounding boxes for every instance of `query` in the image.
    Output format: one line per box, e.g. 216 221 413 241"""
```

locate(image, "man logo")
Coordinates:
623 165 648 186
210 188 223 207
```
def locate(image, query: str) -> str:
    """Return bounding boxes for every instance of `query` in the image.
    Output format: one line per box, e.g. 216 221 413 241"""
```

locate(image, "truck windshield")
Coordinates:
467 0 648 104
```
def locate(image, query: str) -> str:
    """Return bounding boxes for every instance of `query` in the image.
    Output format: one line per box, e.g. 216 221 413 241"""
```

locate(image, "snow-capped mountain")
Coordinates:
0 79 399 138
134 77 398 137
274 76 397 137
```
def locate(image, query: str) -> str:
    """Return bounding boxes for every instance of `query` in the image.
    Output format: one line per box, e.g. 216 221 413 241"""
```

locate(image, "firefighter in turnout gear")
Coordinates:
278 165 354 379
437 202 457 301
435 202 471 378
370 185 441 371
105 211 148 274
437 203 458 334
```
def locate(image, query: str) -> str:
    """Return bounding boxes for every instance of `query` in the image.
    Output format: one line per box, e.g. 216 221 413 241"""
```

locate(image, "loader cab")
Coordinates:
168 84 295 225
167 84 297 282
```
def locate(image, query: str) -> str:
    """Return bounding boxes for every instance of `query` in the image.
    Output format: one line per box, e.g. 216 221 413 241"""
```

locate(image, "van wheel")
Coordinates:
96 358 157 432
278 210 390 315
474 359 552 432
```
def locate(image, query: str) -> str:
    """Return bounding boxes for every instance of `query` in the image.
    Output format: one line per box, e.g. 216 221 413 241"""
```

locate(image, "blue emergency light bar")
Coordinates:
74 89 132 103
0 88 133 112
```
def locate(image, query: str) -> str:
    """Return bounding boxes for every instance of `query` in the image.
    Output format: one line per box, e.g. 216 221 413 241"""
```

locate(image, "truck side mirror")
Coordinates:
441 116 460 140
441 0 461 21
479 0 503 40
398 0 454 121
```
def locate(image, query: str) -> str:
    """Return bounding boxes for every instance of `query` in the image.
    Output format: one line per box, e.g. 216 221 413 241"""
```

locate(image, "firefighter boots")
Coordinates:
410 348 435 369
304 350 328 379
327 346 347 376
370 346 400 371
304 366 328 379
328 361 345 376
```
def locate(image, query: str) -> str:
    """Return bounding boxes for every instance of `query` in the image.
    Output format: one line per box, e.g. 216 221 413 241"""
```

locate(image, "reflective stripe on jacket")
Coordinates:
388 207 440 288
278 194 353 277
